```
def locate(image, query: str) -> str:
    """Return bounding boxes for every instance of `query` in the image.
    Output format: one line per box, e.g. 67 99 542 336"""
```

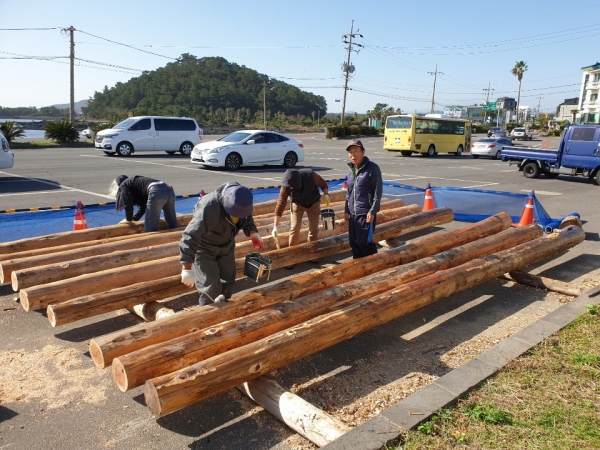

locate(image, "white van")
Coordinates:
0 132 14 169
94 116 204 156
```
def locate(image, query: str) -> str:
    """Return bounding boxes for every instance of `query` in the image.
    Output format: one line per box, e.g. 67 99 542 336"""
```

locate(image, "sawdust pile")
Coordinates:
0 344 110 409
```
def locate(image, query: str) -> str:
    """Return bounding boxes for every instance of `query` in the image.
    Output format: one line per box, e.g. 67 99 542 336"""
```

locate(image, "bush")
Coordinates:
326 125 379 139
0 121 25 143
44 121 80 143
550 129 561 137
92 122 115 134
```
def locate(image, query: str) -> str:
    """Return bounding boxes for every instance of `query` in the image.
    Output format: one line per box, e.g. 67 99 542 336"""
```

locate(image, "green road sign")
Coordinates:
483 102 497 111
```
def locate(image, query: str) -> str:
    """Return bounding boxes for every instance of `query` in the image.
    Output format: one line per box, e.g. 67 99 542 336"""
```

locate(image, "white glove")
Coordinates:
251 232 264 250
181 269 195 288
271 226 278 237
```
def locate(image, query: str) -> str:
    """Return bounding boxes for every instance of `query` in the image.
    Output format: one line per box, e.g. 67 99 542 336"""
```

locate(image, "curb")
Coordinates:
321 284 600 449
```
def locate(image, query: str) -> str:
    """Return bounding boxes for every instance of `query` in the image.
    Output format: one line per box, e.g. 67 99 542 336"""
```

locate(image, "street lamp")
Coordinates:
316 105 322 126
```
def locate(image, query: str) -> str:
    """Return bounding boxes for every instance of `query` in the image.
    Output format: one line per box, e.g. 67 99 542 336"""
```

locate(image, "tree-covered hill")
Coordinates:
84 54 327 125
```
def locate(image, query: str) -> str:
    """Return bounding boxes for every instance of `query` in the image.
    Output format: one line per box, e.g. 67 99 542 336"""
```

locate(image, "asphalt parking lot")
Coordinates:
1 133 599 449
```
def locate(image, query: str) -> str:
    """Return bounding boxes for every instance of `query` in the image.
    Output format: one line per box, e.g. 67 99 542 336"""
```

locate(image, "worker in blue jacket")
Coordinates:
344 139 383 259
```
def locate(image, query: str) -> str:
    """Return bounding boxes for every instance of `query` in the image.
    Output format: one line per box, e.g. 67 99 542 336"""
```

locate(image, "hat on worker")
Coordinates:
223 185 254 218
281 169 302 190
346 139 365 151
115 175 128 185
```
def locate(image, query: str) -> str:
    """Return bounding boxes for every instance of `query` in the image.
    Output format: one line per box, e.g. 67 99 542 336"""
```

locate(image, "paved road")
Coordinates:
1 133 599 450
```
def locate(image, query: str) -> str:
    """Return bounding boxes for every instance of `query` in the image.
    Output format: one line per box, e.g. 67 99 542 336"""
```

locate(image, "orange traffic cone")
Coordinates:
423 183 435 211
512 191 535 228
73 200 88 231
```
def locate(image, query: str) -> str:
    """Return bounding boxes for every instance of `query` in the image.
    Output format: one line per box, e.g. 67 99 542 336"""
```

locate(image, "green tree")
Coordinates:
0 121 25 143
511 61 528 124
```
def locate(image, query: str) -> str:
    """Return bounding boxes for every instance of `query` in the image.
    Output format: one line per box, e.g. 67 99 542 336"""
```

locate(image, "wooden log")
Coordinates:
127 303 175 321
47 275 189 327
12 241 180 291
237 377 350 447
559 215 582 230
89 212 511 368
1 229 182 284
113 224 541 391
501 270 583 297
143 226 585 417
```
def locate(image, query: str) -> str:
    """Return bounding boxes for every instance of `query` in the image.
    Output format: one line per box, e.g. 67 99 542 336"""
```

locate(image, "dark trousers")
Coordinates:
349 214 377 259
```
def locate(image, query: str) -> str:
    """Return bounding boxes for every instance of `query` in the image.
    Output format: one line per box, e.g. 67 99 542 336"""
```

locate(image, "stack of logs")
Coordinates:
0 189 586 447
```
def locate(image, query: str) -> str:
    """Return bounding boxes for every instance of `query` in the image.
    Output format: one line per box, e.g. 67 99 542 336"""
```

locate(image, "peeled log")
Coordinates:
144 226 585 417
502 270 583 297
90 212 510 368
1 229 182 284
237 377 350 447
113 224 540 391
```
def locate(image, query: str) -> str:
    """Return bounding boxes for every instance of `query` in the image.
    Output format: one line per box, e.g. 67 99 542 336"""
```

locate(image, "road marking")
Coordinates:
0 175 113 200
521 190 562 196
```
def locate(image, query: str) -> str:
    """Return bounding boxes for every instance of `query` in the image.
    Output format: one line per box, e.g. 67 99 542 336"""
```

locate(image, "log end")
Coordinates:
0 264 5 284
89 339 108 369
11 271 19 292
47 305 58 327
144 380 163 417
20 290 30 311
112 358 129 392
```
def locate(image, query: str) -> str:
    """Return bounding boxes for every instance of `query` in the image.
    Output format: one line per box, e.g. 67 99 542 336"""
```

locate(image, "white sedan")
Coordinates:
191 130 304 170
471 137 513 160
0 132 14 169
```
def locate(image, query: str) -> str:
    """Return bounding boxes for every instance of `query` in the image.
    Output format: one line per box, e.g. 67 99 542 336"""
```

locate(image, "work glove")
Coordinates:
181 269 195 288
271 226 278 238
324 194 331 207
251 232 264 250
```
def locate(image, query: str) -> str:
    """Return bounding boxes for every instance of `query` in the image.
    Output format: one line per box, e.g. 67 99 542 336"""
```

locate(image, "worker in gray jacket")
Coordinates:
179 182 263 305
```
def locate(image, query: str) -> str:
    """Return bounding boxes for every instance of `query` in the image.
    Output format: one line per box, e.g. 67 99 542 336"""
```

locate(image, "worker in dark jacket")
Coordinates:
344 139 383 259
272 168 330 247
179 182 264 305
110 175 177 232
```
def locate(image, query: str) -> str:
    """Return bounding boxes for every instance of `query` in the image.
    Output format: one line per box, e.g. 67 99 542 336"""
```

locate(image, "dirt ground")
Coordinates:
1 234 599 449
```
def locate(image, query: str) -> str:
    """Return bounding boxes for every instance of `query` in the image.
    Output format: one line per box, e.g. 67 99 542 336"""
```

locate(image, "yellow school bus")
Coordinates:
384 114 471 156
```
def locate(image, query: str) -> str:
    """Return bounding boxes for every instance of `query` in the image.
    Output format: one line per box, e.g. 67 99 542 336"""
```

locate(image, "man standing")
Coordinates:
110 175 178 232
344 139 383 259
179 182 264 305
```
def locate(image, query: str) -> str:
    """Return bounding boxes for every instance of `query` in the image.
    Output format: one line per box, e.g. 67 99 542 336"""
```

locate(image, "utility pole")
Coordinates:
483 82 494 125
340 20 362 126
428 64 443 114
64 26 76 123
263 80 267 130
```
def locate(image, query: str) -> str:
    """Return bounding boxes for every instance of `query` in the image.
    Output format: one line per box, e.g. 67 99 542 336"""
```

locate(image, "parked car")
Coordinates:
487 127 503 137
471 137 513 160
191 130 304 170
81 128 94 139
0 132 14 169
510 127 533 141
490 129 508 138
94 116 203 156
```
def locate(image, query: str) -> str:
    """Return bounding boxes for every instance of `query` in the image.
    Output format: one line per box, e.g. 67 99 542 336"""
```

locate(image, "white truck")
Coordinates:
510 127 533 141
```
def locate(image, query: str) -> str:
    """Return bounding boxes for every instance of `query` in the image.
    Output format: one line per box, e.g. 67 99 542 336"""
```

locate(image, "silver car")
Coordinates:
471 137 513 160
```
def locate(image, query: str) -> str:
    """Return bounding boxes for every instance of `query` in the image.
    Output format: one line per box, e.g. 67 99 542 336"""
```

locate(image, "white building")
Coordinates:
443 106 467 118
577 62 600 124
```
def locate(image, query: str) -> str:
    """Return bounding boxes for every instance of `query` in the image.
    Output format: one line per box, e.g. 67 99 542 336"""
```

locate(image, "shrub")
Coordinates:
0 121 26 143
44 121 80 143
92 122 115 134
326 125 379 139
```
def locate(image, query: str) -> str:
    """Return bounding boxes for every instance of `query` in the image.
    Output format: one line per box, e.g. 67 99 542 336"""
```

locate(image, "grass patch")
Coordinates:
392 308 600 449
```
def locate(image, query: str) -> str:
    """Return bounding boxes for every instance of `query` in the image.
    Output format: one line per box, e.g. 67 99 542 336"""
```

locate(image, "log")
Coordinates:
143 226 585 417
90 212 511 368
559 215 582 230
1 229 182 284
501 270 583 297
113 224 541 391
32 204 420 314
127 303 175 321
12 241 180 291
237 377 350 447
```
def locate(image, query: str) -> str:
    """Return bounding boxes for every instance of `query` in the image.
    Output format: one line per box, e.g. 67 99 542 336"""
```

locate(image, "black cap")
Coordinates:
346 139 365 151
115 175 128 185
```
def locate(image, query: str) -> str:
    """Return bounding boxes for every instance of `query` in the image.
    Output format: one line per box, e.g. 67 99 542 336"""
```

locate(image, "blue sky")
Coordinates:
1 0 599 115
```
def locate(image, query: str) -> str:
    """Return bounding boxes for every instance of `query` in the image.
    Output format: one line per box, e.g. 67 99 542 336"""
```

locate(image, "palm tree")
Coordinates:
0 121 25 143
511 61 528 124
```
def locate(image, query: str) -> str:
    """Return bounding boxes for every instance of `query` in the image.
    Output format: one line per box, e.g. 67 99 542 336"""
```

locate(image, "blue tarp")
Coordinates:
0 180 570 243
